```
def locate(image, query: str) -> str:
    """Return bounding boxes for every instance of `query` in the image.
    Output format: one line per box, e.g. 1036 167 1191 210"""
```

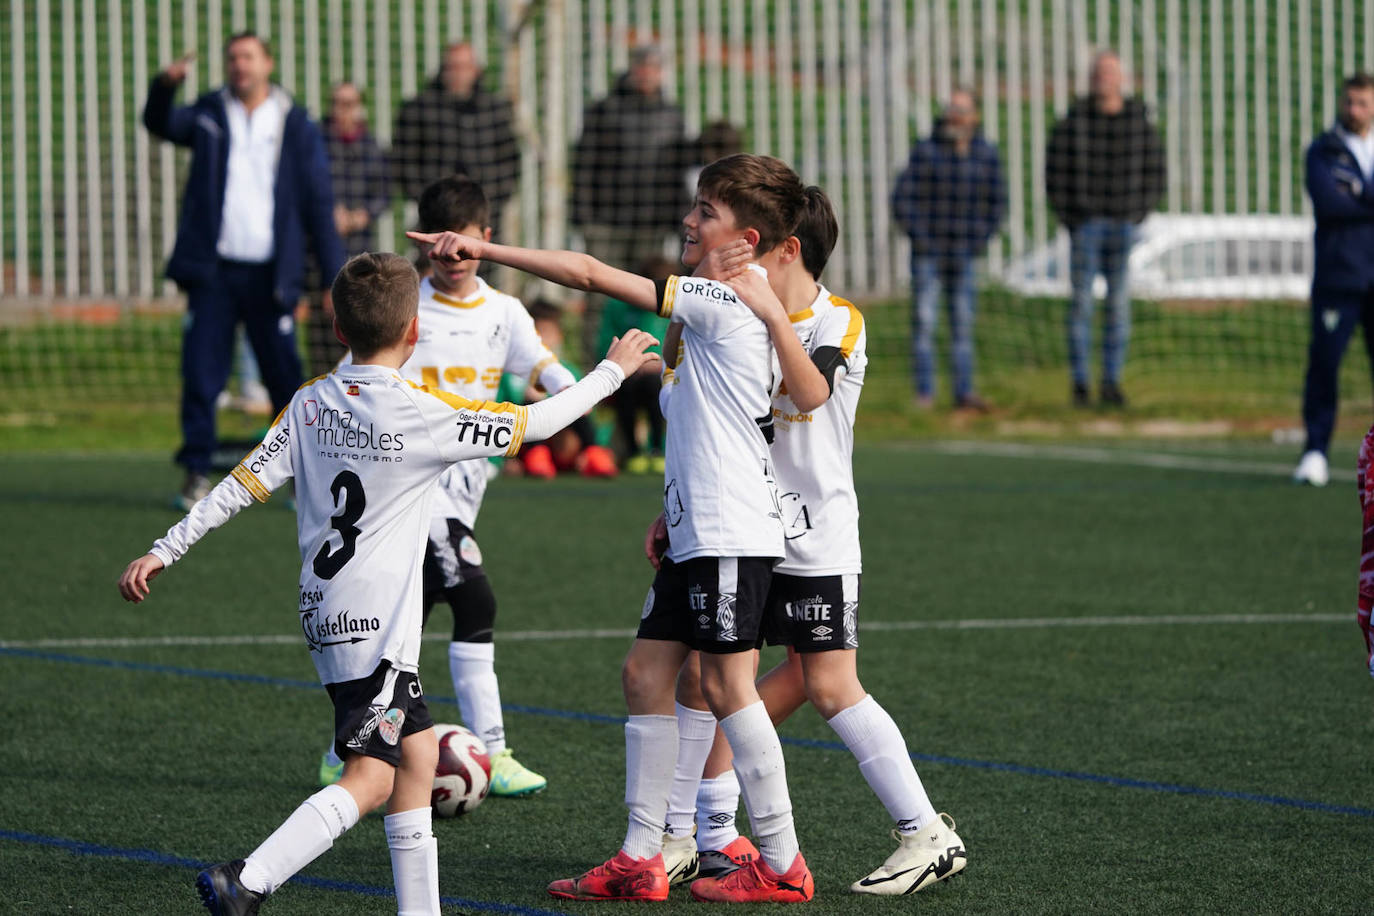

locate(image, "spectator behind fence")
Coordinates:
1046 49 1165 409
307 81 390 376
571 44 687 361
392 42 521 239
683 120 745 200
142 32 344 510
1293 73 1374 487
892 89 1005 411
598 256 674 473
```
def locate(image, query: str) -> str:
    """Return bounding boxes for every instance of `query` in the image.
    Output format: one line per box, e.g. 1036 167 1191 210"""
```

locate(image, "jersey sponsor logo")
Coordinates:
677 279 739 303
811 625 833 638
247 427 291 476
346 384 360 396
300 607 381 653
780 492 814 540
313 406 406 455
771 406 815 423
785 596 831 622
303 399 320 425
452 410 514 449
664 479 685 527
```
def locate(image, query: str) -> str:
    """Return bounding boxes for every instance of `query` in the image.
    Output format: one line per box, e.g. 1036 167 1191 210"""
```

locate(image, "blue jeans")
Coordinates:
911 254 977 400
1068 219 1136 386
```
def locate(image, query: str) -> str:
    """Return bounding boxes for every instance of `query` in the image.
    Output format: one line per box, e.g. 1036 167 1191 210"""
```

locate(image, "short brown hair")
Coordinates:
696 154 806 255
331 253 419 357
417 175 490 233
224 30 271 57
796 186 838 280
1345 71 1374 93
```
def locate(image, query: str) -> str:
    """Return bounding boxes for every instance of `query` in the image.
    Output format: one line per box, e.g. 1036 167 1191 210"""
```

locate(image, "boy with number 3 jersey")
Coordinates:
118 252 657 916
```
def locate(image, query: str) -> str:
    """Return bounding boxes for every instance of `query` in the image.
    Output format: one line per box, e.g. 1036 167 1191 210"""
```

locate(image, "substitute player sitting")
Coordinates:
410 153 816 903
118 252 657 916
655 190 968 896
317 175 562 796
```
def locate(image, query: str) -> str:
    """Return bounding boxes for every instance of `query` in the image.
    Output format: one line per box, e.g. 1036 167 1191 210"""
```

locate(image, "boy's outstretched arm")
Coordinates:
522 329 661 440
408 231 659 310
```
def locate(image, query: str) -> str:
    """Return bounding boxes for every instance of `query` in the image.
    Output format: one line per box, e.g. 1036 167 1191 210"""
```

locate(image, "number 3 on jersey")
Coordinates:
313 470 365 579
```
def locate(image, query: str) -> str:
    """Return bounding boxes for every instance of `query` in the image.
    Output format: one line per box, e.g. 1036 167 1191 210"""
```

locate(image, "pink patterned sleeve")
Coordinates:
1357 426 1374 671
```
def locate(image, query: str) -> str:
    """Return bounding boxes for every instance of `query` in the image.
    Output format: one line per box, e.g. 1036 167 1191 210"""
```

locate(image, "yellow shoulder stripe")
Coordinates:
659 275 681 318
507 405 528 458
829 295 864 357
231 464 271 503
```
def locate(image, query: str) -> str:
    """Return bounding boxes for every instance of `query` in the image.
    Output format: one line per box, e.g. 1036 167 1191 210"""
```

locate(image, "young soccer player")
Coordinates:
653 188 967 895
117 252 657 916
410 153 817 903
318 176 565 795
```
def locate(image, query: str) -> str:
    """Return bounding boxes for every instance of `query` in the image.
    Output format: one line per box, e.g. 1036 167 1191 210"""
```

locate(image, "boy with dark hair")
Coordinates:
317 175 568 796
411 152 818 904
118 251 657 916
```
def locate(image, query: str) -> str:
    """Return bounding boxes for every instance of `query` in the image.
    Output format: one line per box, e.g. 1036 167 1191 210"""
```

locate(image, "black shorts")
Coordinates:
764 573 861 652
638 556 775 654
325 662 435 766
423 518 486 600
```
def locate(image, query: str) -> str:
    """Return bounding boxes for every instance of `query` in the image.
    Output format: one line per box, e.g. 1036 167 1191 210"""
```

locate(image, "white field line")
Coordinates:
0 613 1348 650
926 440 1296 477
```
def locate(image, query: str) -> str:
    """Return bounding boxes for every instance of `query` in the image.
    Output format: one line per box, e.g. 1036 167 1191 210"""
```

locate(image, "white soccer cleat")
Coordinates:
851 813 967 896
1293 450 1330 487
660 831 700 886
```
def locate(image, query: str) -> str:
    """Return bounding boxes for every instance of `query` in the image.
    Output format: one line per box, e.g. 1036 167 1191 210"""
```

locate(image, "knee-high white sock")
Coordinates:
695 771 742 851
386 807 441 916
622 714 678 859
827 694 937 834
665 703 718 838
239 784 359 895
449 641 506 754
719 702 798 873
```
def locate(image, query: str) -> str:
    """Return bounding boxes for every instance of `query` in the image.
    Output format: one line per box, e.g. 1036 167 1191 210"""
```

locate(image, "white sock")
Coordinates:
449 641 506 755
621 714 677 860
665 703 718 838
719 702 798 873
239 784 359 895
322 746 342 768
695 771 742 852
827 694 937 834
386 807 441 916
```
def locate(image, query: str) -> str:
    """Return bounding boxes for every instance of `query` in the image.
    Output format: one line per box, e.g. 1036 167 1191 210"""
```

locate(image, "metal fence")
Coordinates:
0 0 1364 307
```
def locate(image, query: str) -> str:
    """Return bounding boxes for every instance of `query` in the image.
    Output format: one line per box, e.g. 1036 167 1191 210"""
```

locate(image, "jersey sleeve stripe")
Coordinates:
833 297 864 357
507 405 528 457
529 355 560 385
406 379 478 411
231 463 272 503
659 275 680 318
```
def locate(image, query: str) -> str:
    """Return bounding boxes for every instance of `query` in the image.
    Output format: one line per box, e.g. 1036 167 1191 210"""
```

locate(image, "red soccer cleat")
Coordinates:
579 444 619 478
696 835 761 878
689 851 813 903
547 850 670 901
522 444 557 479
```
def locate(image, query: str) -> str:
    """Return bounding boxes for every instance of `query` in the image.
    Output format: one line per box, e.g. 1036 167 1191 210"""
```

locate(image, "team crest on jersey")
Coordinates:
780 492 813 540
459 535 483 566
488 322 509 350
346 384 360 396
664 479 685 527
378 707 406 746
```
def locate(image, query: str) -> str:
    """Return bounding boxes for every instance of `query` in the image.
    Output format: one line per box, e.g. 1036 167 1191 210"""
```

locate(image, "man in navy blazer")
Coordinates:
1295 72 1374 487
144 32 345 508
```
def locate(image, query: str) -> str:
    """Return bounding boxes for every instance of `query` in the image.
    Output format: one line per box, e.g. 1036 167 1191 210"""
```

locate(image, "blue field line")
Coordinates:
6 645 1373 821
0 828 572 915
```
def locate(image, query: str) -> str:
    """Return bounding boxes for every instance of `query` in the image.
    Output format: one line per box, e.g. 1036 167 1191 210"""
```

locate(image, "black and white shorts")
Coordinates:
325 662 435 766
423 518 486 598
637 556 775 654
765 573 861 652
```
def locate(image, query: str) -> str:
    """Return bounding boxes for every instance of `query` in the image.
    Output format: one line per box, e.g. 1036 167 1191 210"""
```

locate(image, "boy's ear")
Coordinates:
742 227 761 250
780 236 802 264
404 315 421 346
333 316 349 347
482 226 493 243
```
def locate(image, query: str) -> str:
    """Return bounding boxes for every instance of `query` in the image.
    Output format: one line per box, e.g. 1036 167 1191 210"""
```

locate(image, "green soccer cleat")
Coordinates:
318 751 344 787
487 748 547 796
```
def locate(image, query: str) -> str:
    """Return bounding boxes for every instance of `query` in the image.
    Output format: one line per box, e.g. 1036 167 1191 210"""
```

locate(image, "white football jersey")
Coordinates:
657 271 784 562
770 286 866 576
226 365 528 685
400 276 575 527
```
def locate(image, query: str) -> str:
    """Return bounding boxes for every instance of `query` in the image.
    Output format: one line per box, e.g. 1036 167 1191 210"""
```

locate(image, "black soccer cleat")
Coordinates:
195 859 266 915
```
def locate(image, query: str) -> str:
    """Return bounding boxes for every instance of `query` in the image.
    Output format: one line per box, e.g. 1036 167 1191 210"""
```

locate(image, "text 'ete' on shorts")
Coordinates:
638 556 775 654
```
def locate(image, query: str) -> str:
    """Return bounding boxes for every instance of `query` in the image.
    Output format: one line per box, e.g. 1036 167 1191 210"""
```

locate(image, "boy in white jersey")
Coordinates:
117 252 657 916
318 176 562 795
654 190 967 896
410 153 817 904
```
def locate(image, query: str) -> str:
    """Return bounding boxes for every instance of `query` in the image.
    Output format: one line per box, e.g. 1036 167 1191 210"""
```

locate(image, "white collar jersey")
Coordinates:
657 270 784 561
770 286 866 576
228 364 528 684
399 276 574 527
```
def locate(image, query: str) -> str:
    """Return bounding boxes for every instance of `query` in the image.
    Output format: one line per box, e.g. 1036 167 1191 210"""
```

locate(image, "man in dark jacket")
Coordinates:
893 89 1005 410
571 46 687 361
391 42 521 239
143 32 344 508
1294 72 1374 486
1046 50 1165 407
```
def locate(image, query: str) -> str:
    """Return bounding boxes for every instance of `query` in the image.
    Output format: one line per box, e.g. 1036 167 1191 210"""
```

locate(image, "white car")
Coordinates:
999 213 1314 300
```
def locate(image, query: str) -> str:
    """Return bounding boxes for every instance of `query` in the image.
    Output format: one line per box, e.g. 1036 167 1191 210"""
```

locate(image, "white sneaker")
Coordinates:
851 813 967 896
1293 450 1330 487
660 832 700 886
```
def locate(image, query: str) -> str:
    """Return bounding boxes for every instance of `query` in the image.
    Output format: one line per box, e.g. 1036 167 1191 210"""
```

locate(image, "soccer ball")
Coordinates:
431 724 491 818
